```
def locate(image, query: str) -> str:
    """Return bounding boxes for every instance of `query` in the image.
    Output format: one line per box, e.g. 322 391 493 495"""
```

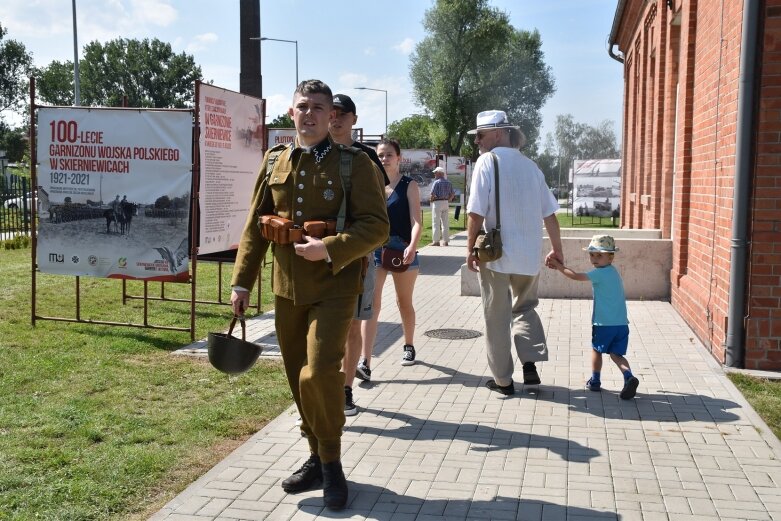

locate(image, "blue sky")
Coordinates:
1 0 623 147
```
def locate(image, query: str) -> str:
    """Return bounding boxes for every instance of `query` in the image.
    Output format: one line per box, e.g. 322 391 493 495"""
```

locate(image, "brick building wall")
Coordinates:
747 4 781 367
613 0 781 369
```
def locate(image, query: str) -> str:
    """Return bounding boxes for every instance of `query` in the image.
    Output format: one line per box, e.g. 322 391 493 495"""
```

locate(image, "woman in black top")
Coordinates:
358 138 422 371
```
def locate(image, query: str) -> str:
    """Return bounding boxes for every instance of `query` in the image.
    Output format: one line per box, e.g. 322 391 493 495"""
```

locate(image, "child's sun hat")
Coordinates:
583 234 619 252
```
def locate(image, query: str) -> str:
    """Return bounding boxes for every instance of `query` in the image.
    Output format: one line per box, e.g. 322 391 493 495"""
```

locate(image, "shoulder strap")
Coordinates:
265 144 287 179
256 144 287 222
336 146 354 232
490 152 500 230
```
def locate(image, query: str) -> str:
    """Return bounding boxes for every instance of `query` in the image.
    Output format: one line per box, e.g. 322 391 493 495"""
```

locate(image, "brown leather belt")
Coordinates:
258 215 337 245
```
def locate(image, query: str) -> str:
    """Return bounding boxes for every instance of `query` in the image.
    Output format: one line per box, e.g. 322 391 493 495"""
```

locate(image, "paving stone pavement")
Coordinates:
155 233 781 521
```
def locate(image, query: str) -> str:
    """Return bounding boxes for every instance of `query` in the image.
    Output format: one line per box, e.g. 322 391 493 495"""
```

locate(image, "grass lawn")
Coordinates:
554 210 620 229
727 374 781 441
0 248 291 520
418 205 466 246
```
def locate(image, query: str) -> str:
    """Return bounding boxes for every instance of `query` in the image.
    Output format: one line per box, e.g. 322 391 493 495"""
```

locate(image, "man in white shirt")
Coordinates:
465 110 563 395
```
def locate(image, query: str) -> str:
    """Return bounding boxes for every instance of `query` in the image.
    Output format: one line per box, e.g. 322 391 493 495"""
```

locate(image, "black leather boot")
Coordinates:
322 460 348 510
281 454 322 493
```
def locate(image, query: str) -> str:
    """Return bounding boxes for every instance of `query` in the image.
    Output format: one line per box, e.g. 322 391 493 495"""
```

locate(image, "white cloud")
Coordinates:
130 0 178 27
265 94 291 121
393 38 415 55
186 32 218 53
336 73 369 90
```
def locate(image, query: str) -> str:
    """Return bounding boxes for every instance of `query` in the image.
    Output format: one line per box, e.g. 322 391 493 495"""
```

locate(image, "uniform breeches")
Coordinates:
478 269 548 386
431 200 450 243
275 294 357 463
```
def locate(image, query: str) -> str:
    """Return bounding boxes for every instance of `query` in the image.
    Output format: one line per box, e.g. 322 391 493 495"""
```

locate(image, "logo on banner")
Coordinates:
88 255 98 266
48 253 64 263
118 257 127 268
71 255 79 264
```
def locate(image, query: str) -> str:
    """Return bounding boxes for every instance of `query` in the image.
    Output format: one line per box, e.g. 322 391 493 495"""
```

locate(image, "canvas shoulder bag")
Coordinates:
473 152 503 262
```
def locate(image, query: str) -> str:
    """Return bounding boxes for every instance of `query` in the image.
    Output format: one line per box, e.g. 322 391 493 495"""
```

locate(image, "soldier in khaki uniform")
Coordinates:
231 79 388 510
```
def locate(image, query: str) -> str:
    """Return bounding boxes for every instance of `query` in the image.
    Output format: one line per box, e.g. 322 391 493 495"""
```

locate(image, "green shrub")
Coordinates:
2 234 31 250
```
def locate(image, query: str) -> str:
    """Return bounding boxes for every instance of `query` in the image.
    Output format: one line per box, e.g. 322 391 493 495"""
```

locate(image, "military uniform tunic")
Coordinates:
232 136 388 462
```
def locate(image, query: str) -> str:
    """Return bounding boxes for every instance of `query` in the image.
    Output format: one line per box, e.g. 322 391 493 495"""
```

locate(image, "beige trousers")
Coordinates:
478 269 548 386
431 199 450 243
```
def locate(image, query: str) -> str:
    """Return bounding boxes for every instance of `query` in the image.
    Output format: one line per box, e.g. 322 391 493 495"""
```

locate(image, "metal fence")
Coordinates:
0 175 32 238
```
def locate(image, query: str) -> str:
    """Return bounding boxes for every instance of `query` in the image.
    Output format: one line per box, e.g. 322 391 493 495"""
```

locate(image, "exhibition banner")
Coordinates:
197 84 265 254
572 159 621 217
400 149 467 204
36 107 193 281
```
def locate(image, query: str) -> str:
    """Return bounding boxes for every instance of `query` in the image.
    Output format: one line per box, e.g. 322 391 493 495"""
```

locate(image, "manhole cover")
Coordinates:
424 328 483 340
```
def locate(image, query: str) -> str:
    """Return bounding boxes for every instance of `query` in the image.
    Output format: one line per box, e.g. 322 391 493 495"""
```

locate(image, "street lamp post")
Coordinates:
354 87 388 135
72 0 80 105
251 37 298 87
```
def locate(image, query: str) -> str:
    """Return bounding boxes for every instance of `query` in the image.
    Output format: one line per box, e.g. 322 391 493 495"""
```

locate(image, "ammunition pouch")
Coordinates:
258 215 338 245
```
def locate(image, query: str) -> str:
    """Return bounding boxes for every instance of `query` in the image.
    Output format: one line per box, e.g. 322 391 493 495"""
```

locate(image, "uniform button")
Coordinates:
298 183 304 189
300 170 306 176
328 180 333 185
296 211 302 217
297 197 303 203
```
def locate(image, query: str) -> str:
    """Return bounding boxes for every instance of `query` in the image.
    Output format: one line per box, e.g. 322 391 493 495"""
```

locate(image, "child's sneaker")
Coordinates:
585 378 601 392
401 344 416 365
620 376 639 400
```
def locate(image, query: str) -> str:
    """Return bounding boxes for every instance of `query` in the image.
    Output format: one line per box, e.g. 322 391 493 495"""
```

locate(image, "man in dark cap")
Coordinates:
330 93 388 416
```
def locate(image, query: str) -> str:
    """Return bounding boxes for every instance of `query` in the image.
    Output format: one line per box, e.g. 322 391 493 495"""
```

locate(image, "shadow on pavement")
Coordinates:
348 407 600 461
524 385 741 423
297 485 620 520
366 361 741 424
417 251 466 276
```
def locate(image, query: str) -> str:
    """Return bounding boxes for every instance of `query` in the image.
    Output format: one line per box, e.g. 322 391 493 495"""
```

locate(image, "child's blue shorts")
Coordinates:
591 325 630 356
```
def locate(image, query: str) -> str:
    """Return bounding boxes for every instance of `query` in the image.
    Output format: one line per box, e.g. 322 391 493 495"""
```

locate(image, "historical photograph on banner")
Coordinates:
572 159 621 218
400 149 438 202
36 107 193 281
197 84 265 255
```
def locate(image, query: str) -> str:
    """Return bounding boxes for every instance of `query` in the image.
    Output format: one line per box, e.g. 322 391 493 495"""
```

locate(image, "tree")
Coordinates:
387 114 446 149
0 23 34 119
551 114 619 161
267 113 293 128
155 195 171 209
578 120 620 159
0 123 27 163
35 60 75 106
540 114 620 194
37 38 202 108
409 0 555 156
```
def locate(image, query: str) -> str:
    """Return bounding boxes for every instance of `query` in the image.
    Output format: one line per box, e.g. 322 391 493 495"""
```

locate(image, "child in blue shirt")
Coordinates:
547 234 640 400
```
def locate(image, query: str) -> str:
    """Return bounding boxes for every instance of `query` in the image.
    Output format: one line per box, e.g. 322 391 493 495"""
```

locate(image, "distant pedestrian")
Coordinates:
547 234 640 399
429 166 455 246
